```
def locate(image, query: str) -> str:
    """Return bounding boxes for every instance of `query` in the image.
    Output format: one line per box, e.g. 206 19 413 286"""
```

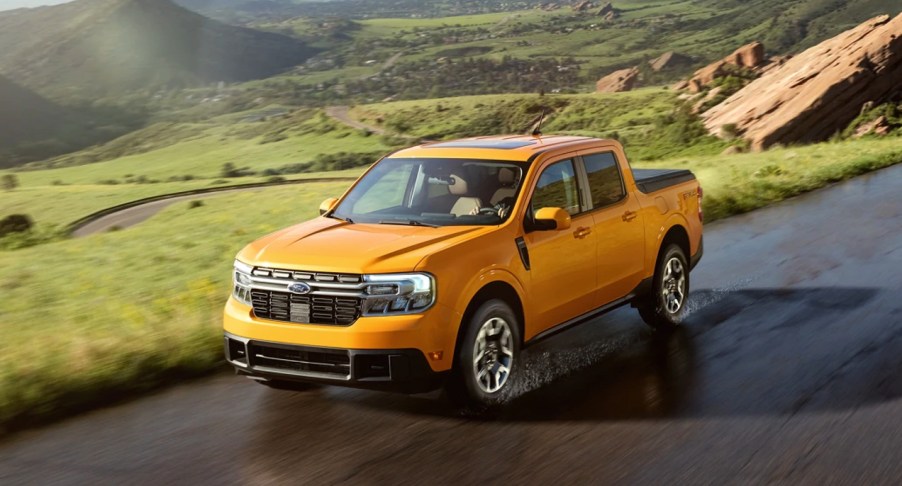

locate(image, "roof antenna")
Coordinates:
531 109 547 137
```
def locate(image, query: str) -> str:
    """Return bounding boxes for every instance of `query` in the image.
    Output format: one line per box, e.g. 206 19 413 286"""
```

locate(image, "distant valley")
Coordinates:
0 0 900 168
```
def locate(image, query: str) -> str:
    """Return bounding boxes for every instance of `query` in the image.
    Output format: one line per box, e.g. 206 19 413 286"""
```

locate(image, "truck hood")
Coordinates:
237 218 488 274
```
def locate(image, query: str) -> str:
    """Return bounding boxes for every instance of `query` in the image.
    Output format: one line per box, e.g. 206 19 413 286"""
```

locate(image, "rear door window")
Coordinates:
583 152 625 208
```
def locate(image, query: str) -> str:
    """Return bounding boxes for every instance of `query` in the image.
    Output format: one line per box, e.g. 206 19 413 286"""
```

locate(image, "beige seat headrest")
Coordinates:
498 168 516 185
449 174 469 196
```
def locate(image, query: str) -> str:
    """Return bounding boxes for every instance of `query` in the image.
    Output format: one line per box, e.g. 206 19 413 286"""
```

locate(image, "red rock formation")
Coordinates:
724 42 765 68
649 51 693 72
703 14 902 150
595 67 639 92
854 116 892 137
686 42 766 93
597 2 619 18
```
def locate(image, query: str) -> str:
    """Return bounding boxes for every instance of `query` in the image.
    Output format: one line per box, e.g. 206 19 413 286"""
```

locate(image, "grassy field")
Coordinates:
0 169 364 228
349 88 730 161
246 0 793 95
5 111 390 187
643 136 902 220
0 181 351 431
2 129 901 431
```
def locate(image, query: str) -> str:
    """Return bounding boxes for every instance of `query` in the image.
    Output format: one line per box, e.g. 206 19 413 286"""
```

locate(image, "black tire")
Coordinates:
638 244 690 330
257 379 319 392
446 299 521 409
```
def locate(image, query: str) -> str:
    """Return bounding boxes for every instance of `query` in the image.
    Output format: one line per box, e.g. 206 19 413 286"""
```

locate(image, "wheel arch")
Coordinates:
452 279 526 371
658 223 690 264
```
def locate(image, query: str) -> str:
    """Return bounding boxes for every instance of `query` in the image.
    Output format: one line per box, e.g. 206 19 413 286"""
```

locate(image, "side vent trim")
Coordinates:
515 237 531 271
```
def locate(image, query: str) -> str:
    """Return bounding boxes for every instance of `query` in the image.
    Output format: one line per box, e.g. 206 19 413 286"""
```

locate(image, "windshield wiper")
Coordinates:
328 214 353 223
377 219 438 228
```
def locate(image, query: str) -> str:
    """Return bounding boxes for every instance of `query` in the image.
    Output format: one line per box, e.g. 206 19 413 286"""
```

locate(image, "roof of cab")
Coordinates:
388 135 616 162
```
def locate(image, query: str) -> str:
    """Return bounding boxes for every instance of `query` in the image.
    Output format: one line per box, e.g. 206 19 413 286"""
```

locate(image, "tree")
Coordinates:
1 174 19 191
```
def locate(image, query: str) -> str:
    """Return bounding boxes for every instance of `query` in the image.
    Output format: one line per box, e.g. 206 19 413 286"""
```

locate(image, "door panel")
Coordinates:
591 197 645 303
523 159 598 335
581 152 646 304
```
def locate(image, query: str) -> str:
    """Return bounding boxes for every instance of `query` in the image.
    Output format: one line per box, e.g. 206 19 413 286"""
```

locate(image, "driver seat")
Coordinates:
490 168 517 204
449 173 482 217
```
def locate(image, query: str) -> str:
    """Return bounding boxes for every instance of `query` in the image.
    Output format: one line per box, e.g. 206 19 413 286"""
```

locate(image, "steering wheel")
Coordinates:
477 207 499 216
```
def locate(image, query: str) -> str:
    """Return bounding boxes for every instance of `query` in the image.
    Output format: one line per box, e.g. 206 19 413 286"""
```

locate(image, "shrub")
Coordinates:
0 214 33 236
1 174 19 191
188 200 205 209
721 124 740 139
220 162 256 178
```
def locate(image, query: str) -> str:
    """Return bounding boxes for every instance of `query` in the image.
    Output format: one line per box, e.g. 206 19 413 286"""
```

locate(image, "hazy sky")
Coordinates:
0 0 75 11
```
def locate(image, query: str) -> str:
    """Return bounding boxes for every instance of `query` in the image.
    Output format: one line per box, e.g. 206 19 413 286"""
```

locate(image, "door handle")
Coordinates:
573 227 592 239
622 211 638 222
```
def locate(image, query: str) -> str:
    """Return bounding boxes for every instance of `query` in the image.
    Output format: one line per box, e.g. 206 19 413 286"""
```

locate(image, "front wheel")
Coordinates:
638 244 689 330
446 299 521 409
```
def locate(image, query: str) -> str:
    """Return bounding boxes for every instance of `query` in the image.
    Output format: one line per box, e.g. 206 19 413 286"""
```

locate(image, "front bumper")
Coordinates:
223 296 459 371
225 333 446 393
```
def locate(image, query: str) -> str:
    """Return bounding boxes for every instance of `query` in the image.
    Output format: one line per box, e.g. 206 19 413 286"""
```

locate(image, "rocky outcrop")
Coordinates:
686 42 766 92
573 1 592 12
649 51 692 72
597 2 619 19
724 42 766 68
703 14 902 150
853 116 892 138
596 67 639 92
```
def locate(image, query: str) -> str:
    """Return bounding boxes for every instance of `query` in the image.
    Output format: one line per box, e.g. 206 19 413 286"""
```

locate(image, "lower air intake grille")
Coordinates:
251 290 360 325
248 342 350 378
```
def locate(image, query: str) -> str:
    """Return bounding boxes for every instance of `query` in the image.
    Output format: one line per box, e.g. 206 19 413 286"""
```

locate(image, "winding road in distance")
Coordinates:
5 165 902 483
71 177 357 238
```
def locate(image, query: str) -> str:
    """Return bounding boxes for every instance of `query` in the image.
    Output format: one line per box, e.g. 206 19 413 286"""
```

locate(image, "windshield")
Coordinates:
332 158 524 227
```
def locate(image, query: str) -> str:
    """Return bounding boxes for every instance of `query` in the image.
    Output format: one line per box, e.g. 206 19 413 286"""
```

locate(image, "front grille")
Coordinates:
248 342 350 378
251 290 360 325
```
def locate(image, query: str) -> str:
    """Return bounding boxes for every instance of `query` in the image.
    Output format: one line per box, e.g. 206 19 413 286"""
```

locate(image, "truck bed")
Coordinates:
632 168 696 194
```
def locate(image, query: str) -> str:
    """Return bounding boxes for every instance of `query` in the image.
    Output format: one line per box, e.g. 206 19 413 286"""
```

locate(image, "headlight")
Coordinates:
233 259 253 306
361 273 435 316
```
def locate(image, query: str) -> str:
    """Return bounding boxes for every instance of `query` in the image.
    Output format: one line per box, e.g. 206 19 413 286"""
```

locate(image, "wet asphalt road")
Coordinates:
3 165 902 484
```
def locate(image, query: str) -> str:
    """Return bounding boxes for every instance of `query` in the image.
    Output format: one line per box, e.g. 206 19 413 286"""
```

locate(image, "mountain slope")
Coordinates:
0 75 103 168
0 0 318 96
685 0 902 53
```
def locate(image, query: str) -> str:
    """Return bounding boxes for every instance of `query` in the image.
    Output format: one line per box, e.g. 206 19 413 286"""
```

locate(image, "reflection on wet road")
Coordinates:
2 165 902 483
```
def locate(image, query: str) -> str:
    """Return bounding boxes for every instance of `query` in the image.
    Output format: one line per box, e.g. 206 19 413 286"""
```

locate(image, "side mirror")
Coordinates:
319 197 339 215
533 207 571 231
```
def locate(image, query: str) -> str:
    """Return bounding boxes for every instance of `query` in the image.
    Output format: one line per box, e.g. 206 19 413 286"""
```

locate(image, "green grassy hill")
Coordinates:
347 89 729 161
0 0 319 97
203 0 901 108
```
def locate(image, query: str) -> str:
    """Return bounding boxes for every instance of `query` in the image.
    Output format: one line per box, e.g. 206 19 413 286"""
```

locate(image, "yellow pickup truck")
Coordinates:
224 135 703 406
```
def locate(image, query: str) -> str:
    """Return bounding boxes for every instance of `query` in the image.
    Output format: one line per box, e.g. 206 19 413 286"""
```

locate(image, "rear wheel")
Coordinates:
638 244 689 330
446 299 521 409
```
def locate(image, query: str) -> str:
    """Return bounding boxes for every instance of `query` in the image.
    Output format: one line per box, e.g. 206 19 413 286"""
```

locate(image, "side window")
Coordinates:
531 159 581 216
583 152 625 208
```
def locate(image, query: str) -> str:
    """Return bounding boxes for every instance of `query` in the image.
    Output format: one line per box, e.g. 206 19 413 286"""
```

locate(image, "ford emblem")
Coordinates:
288 282 312 294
